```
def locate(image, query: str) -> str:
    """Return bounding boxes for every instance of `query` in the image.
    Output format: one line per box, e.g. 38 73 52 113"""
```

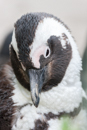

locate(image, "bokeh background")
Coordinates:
0 0 87 91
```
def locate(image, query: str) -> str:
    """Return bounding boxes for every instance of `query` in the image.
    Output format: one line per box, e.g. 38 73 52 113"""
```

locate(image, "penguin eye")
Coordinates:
44 47 50 58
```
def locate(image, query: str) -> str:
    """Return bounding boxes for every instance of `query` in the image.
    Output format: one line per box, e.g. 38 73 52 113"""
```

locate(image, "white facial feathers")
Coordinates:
30 17 70 58
11 28 19 56
29 17 82 78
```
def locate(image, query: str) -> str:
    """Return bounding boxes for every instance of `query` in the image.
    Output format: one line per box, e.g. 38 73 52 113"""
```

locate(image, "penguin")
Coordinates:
0 12 87 130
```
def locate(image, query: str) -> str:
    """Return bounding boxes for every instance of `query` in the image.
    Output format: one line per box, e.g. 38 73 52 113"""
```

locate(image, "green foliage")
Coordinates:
62 118 70 130
61 118 79 130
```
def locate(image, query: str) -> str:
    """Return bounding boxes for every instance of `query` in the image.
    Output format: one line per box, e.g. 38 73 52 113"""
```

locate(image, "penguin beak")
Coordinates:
28 68 45 107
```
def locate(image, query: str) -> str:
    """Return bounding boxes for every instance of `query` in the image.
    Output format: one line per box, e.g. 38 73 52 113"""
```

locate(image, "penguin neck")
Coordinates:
10 66 84 114
38 55 86 114
9 61 85 116
37 50 85 114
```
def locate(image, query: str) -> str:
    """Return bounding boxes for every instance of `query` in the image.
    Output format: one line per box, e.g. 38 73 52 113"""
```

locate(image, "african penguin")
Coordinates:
0 12 87 130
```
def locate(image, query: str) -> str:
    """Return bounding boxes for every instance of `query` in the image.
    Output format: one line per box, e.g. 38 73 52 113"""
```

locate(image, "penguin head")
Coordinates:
10 13 81 107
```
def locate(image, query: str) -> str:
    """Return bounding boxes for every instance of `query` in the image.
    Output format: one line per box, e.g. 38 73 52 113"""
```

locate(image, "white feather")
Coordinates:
11 28 19 57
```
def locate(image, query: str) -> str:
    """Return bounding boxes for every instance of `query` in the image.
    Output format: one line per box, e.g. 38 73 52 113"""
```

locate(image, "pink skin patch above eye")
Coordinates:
32 45 50 68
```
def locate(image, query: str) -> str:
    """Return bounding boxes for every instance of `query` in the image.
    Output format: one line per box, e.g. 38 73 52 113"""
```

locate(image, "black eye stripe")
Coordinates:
39 35 72 91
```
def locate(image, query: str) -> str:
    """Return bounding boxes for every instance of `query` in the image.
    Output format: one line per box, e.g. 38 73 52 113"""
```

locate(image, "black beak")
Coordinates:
28 68 45 107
